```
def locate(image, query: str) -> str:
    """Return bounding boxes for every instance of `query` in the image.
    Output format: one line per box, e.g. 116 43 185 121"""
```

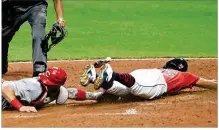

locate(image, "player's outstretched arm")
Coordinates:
2 85 37 112
195 78 217 90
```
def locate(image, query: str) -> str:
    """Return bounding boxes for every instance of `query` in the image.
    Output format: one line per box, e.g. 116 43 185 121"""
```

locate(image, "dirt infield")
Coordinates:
2 59 218 127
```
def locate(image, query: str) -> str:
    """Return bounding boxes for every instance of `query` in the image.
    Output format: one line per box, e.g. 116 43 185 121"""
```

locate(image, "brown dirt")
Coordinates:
2 59 218 127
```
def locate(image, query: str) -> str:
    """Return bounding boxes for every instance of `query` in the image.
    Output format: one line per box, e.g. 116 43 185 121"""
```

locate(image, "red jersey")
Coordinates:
160 69 199 95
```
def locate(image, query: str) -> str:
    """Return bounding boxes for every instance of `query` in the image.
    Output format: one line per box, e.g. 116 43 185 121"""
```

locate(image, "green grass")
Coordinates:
8 0 217 61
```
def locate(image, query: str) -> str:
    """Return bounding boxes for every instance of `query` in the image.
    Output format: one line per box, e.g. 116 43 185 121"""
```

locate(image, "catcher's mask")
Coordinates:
39 67 67 87
163 58 188 72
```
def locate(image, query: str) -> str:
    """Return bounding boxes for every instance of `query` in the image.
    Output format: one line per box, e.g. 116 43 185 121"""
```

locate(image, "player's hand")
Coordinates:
19 106 37 113
57 18 66 28
94 57 112 68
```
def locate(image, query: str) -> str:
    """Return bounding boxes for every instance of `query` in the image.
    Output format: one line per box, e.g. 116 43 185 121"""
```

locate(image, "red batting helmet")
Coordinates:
39 67 67 87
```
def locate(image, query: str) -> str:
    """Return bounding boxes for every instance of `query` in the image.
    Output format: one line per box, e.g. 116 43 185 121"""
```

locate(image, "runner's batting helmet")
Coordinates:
39 67 67 86
163 58 188 72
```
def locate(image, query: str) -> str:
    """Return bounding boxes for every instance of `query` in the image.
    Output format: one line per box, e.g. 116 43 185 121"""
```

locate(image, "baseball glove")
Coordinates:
41 22 67 54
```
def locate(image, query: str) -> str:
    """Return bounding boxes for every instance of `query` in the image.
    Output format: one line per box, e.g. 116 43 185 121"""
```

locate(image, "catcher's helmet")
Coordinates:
39 67 67 86
163 58 188 72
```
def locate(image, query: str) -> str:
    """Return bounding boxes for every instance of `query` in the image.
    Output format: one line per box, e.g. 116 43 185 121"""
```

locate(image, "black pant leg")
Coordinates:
2 3 23 75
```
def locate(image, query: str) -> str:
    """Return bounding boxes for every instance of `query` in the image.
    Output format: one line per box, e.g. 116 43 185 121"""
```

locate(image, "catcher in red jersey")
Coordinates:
2 67 69 112
2 66 106 112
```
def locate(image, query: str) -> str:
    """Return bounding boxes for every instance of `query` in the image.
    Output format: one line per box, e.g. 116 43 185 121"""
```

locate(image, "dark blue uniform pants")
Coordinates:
2 2 48 76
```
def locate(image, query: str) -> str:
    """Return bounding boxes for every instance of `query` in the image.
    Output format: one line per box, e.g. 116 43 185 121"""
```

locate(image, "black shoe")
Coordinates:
33 62 47 77
32 71 42 77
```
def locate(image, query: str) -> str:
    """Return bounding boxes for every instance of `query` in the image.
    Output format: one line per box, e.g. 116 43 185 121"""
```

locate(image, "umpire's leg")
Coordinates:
2 2 22 75
28 4 48 77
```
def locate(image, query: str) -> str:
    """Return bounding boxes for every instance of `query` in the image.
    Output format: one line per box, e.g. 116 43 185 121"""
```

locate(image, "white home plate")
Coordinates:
125 108 137 115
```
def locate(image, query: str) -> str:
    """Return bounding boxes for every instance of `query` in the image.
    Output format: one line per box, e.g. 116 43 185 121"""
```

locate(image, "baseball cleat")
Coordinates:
94 63 113 90
80 64 96 86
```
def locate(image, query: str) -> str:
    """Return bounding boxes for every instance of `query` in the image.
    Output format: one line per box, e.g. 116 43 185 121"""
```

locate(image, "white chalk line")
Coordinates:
8 58 217 64
11 113 48 118
8 99 217 119
9 113 141 119
9 108 139 119
139 100 216 106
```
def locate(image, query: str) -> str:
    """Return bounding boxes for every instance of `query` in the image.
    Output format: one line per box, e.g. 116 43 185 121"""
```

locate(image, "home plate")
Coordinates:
125 108 137 115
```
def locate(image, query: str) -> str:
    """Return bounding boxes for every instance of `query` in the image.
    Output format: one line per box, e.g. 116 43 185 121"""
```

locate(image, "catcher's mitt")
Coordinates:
41 22 67 54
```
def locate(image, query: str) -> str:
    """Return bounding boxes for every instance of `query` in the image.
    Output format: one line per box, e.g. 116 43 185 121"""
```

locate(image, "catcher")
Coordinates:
2 67 69 112
2 66 104 112
78 58 217 101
